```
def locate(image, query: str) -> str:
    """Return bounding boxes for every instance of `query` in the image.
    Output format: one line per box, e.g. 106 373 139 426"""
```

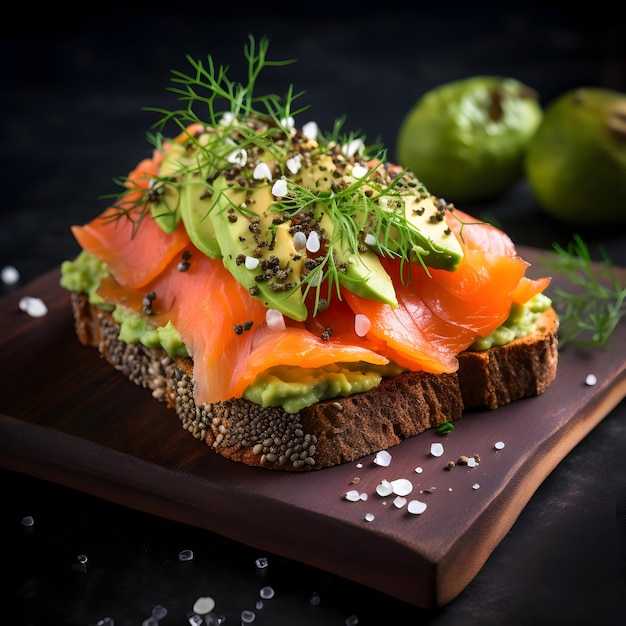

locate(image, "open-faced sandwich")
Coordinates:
60 38 558 471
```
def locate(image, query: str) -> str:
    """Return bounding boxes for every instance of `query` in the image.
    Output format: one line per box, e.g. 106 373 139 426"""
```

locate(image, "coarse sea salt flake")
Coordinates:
286 154 302 174
376 480 393 497
494 441 505 450
306 231 321 253
227 148 247 166
415 466 423 474
354 313 371 337
391 478 413 496
374 450 392 467
393 496 407 508
192 596 216 615
292 231 307 251
266 309 286 331
345 490 361 502
19 296 48 318
585 374 597 386
472 483 480 490
245 256 260 270
364 513 375 522
351 164 369 179
407 500 427 515
364 233 377 246
1 265 19 285
344 138 363 158
280 116 295 131
302 121 318 140
253 162 273 181
430 442 444 457
272 179 288 197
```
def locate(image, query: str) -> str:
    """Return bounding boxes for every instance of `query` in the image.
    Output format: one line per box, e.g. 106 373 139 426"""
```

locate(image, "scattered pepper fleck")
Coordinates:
142 291 157 315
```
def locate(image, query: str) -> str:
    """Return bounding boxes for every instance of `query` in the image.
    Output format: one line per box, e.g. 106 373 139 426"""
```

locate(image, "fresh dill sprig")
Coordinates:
542 234 626 348
145 35 307 140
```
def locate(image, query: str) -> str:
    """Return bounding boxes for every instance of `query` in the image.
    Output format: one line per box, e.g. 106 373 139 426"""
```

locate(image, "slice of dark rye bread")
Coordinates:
70 292 559 471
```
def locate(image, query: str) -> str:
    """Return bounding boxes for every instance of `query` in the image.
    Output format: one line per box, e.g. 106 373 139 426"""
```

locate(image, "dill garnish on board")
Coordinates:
542 234 626 348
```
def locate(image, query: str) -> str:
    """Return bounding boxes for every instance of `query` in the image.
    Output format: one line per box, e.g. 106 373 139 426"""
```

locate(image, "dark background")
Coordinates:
2 3 625 625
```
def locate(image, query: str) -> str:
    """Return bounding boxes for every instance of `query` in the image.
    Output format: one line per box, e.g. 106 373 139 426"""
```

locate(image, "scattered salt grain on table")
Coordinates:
585 374 597 386
1 265 19 285
390 478 413 496
494 441 505 450
192 596 215 615
259 586 275 600
178 549 194 561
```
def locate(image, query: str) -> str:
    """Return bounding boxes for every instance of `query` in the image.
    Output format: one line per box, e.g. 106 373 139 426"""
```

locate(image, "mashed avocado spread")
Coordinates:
60 251 551 413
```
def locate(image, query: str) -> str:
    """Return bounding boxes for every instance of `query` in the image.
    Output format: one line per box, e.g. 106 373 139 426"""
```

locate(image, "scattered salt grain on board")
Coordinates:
393 496 407 509
390 478 413 496
415 467 423 474
494 441 505 450
345 490 361 502
376 480 393 497
472 483 481 490
19 296 47 318
430 442 444 457
374 450 392 467
585 374 597 386
407 500 427 515
364 513 375 522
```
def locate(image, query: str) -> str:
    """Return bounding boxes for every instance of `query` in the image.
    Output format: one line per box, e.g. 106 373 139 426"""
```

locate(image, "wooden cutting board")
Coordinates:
1 247 625 609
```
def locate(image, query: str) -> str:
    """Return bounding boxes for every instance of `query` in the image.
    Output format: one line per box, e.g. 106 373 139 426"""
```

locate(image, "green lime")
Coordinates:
525 87 626 225
396 76 543 202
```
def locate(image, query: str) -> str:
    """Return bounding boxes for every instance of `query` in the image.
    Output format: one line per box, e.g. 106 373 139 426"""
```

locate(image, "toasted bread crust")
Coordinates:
70 293 558 470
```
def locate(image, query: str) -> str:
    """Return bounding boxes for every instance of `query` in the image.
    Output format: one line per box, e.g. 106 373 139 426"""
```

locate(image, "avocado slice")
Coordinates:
149 181 181 234
379 195 464 271
318 211 398 308
180 175 222 258
210 176 308 322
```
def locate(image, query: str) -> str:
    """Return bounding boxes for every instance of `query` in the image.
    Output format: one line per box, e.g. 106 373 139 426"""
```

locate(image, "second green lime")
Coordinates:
396 76 543 203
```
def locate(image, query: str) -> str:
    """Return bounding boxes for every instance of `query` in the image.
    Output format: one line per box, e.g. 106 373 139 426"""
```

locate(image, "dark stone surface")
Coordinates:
1 3 625 625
